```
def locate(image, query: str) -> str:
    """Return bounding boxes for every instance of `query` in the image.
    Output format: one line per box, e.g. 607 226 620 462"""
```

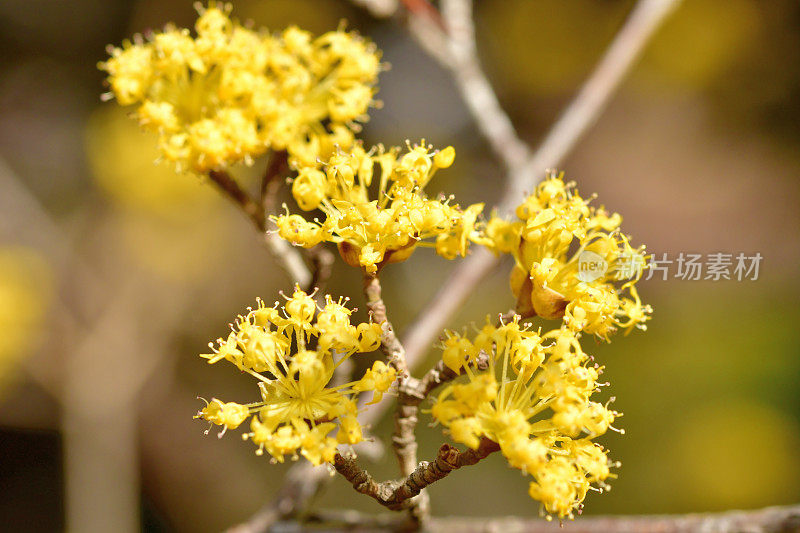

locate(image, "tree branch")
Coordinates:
500 0 683 213
440 0 531 172
349 0 398 18
333 439 499 511
405 349 490 404
208 169 266 231
363 271 408 377
209 160 314 290
362 272 417 472
362 271 430 522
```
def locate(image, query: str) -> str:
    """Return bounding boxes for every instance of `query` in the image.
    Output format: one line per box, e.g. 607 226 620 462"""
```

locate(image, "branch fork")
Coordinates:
334 438 499 511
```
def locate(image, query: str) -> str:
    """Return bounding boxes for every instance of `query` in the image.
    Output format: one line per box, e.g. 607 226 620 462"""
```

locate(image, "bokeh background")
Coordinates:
1 0 799 531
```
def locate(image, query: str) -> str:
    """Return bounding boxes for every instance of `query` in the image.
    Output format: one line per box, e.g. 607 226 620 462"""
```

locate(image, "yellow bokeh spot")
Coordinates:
670 399 800 510
0 247 52 390
112 210 230 285
86 106 234 284
641 0 760 88
483 0 630 95
85 106 218 218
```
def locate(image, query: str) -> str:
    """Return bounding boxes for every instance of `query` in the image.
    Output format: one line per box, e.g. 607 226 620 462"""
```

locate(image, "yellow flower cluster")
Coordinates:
432 318 618 519
481 174 651 340
274 142 484 273
99 4 380 173
195 287 395 465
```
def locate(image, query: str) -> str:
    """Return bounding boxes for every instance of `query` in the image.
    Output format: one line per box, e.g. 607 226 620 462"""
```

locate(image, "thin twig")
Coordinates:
209 169 266 231
362 273 414 473
363 272 407 376
258 152 316 290
333 438 499 511
407 350 491 404
401 0 445 29
209 163 313 289
225 462 331 533
287 508 402 529
401 0 682 371
362 271 427 522
306 245 335 294
259 151 289 216
260 152 334 294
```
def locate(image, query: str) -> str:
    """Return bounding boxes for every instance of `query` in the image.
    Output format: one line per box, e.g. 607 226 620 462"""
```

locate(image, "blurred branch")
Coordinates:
499 0 683 212
0 156 184 533
225 462 331 533
349 0 398 18
306 245 335 293
440 0 531 172
275 504 800 532
259 151 289 214
402 1 452 70
0 157 103 320
209 164 313 289
400 0 682 371
400 247 498 373
63 282 180 533
400 0 442 26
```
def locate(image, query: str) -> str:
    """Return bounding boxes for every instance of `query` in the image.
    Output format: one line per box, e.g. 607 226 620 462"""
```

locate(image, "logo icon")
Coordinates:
577 250 608 282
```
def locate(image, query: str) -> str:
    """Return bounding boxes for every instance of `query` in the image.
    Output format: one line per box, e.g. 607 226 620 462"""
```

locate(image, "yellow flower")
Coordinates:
482 173 651 340
353 360 396 405
274 141 485 273
100 3 381 173
195 288 395 465
197 399 250 433
430 319 618 519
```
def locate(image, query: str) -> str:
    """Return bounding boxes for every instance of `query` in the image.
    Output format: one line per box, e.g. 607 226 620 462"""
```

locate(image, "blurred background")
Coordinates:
1 0 799 531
